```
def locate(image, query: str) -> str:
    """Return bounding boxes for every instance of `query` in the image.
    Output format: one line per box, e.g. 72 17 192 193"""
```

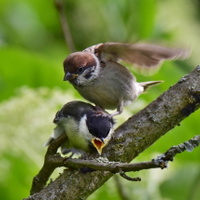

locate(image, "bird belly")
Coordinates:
68 133 89 151
63 118 90 152
74 63 137 110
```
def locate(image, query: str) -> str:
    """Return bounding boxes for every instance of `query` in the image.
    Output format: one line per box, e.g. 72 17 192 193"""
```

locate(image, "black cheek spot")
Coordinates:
84 73 92 79
84 66 95 79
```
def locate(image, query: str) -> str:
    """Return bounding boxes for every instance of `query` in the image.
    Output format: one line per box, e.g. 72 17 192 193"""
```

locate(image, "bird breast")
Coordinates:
62 117 90 151
74 62 138 110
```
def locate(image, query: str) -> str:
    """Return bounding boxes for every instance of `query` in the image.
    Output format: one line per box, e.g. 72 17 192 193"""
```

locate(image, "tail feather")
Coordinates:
43 136 54 147
139 80 163 91
43 126 65 147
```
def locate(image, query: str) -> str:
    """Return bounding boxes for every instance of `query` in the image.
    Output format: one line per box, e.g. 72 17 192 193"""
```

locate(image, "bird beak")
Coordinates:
63 72 78 81
53 118 59 123
92 138 107 155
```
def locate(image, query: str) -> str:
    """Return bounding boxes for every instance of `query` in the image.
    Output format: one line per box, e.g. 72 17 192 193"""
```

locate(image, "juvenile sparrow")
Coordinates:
45 101 114 155
63 42 189 115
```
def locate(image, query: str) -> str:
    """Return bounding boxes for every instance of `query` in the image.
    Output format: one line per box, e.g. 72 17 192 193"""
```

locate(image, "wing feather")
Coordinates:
92 42 189 74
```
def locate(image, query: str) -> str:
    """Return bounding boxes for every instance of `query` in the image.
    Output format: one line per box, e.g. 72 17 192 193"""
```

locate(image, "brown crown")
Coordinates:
63 52 96 73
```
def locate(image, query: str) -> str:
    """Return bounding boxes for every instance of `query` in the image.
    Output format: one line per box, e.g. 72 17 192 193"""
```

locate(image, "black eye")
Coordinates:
78 67 83 73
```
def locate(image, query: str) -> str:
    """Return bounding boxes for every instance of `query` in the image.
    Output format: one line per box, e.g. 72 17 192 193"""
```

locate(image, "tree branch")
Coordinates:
25 66 200 200
31 134 200 193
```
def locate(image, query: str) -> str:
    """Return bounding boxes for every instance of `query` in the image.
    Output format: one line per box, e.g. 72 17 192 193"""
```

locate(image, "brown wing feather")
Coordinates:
96 42 189 68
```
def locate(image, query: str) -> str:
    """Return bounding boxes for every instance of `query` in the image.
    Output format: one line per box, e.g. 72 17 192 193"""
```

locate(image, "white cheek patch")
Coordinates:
91 54 101 77
104 127 114 145
79 114 93 141
76 54 101 86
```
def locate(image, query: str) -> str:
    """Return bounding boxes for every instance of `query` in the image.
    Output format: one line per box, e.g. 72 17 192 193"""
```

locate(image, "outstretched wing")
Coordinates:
87 42 189 74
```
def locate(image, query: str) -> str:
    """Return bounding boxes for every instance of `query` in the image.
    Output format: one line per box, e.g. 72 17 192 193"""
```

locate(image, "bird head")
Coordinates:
63 52 100 86
86 112 114 155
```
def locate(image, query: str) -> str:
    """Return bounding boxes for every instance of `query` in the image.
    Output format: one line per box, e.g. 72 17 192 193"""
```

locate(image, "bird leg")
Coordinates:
110 102 123 117
94 105 106 113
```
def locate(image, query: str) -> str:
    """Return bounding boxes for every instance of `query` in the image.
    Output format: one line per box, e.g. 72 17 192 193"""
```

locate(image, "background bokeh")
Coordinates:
0 0 200 199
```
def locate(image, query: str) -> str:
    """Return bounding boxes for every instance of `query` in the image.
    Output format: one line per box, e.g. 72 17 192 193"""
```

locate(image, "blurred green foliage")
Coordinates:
0 0 200 199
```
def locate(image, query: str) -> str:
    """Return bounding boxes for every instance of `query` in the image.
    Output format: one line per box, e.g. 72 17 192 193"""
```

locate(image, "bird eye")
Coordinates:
78 67 83 73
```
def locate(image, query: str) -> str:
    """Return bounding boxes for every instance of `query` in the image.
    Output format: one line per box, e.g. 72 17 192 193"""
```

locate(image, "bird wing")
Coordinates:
88 42 189 74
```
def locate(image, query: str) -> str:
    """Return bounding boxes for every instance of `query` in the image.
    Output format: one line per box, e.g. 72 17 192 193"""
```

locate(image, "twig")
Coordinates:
119 170 141 182
152 135 200 166
63 158 159 172
54 0 75 52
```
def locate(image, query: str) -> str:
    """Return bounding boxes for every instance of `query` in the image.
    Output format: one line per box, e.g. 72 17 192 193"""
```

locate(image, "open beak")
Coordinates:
91 138 107 155
63 72 78 81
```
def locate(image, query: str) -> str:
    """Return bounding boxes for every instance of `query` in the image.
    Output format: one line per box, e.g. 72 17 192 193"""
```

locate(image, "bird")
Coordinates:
45 101 115 155
63 42 189 115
